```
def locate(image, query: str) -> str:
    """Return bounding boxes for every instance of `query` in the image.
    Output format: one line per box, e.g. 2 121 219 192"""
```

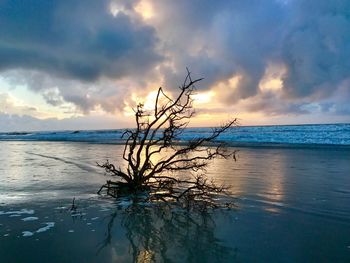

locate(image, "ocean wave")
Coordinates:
0 123 349 146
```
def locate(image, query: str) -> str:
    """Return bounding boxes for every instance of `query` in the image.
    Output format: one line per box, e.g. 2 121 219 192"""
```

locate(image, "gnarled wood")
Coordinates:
98 69 238 206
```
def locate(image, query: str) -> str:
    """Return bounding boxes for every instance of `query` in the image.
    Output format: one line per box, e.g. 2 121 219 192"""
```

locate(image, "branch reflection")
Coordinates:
98 204 237 262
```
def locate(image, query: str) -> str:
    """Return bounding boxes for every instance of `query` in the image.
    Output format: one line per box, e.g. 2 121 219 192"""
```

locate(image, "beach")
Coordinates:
1 0 350 261
0 140 349 262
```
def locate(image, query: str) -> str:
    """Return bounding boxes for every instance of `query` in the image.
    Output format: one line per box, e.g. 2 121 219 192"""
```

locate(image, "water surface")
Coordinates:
0 141 350 262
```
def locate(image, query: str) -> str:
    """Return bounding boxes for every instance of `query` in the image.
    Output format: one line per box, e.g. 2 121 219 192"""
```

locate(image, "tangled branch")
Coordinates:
98 69 238 207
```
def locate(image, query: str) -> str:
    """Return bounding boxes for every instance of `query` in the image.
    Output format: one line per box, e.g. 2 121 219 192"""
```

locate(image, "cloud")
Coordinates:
150 0 286 95
0 93 38 115
41 88 64 107
2 70 133 113
147 0 350 111
0 0 349 126
0 112 128 132
281 0 350 99
0 0 162 81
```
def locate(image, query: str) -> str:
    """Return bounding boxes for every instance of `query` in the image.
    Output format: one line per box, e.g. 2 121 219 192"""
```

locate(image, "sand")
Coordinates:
0 141 349 262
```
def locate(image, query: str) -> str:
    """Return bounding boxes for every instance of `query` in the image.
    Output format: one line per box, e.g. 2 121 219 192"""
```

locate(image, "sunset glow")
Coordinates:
135 0 154 20
1 3 350 261
0 0 349 132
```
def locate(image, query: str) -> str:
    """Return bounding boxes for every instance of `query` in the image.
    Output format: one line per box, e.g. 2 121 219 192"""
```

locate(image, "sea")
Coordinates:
1 123 350 146
0 123 349 262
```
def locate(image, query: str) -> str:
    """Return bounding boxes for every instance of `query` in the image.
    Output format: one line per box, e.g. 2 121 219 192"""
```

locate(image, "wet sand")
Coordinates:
0 141 350 262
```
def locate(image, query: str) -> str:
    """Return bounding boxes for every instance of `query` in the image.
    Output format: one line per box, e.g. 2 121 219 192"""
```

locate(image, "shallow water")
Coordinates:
0 141 350 262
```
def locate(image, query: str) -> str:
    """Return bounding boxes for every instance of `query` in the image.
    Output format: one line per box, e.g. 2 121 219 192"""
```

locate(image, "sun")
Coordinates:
192 91 215 104
135 0 154 20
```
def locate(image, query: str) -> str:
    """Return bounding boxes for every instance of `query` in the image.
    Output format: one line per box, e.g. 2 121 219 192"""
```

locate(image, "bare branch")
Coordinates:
97 70 237 207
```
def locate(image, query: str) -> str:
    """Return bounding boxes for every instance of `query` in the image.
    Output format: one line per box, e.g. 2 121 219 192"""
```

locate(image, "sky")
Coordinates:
0 0 350 132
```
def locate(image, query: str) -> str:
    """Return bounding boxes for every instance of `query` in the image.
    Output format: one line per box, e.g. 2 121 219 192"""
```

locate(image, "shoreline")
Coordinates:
1 139 350 150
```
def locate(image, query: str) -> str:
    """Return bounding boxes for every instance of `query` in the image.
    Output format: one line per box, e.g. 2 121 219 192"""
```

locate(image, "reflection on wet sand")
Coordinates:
1 142 350 262
205 149 288 213
97 204 237 262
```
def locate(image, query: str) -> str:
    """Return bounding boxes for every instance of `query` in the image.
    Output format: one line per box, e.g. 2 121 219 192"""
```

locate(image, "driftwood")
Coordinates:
97 69 237 207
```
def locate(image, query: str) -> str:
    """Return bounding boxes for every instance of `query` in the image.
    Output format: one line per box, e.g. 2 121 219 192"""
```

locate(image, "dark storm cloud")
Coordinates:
152 0 286 97
1 0 349 119
0 0 161 81
150 0 350 113
281 0 350 99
